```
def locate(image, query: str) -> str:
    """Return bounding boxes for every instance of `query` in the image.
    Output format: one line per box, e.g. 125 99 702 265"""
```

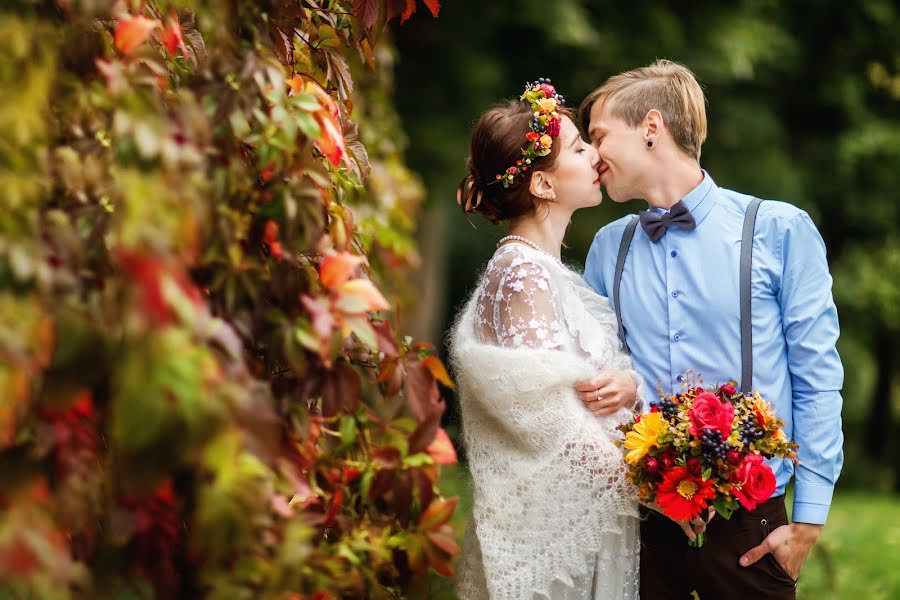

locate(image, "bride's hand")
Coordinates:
574 369 637 417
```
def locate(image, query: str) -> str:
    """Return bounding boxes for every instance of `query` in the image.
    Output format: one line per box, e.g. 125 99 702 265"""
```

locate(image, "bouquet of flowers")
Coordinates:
617 376 798 546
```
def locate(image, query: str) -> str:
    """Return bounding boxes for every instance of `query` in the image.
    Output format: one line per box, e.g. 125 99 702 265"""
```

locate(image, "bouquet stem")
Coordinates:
689 532 705 548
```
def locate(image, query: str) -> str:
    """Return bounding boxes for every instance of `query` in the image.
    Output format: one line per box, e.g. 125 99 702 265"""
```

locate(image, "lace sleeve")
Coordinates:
474 248 565 350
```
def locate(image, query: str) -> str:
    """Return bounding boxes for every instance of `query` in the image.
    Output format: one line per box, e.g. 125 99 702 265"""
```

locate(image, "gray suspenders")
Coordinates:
612 198 764 393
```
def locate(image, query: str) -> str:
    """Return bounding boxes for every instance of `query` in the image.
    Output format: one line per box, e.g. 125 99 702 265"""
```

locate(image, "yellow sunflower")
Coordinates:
624 411 668 465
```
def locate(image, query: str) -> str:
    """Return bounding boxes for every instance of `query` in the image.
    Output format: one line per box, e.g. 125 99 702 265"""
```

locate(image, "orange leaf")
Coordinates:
334 279 390 314
314 110 348 168
422 355 455 390
114 15 159 55
424 541 455 577
426 428 458 465
419 496 457 530
286 74 304 96
159 14 186 56
319 252 364 290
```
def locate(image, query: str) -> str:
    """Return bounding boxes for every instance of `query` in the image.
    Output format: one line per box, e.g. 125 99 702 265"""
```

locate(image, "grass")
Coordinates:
428 466 900 599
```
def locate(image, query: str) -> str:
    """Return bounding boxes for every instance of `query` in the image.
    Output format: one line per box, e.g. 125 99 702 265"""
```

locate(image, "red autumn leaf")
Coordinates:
319 363 361 417
372 446 402 469
114 15 159 55
426 526 459 556
423 0 441 17
424 540 455 577
377 358 404 398
404 358 445 423
399 0 417 23
334 279 390 314
159 14 187 56
419 496 457 531
262 219 283 260
408 415 440 455
323 487 343 526
426 428 458 465
372 320 399 358
353 0 380 31
421 355 455 390
319 252 364 290
259 161 277 183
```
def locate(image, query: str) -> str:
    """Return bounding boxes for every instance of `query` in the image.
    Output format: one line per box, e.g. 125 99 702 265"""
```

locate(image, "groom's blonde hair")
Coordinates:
579 60 707 160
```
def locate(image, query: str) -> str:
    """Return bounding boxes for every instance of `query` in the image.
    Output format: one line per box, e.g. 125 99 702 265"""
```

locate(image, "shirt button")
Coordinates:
672 291 679 298
670 250 678 258
674 334 681 341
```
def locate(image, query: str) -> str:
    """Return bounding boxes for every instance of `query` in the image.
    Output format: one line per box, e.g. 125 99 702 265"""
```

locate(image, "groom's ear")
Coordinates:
643 109 664 142
529 170 554 199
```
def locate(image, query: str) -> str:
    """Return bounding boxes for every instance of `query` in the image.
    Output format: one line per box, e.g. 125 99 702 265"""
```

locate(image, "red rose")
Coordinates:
720 383 738 397
689 392 735 438
686 457 702 476
658 451 675 473
546 118 561 137
726 450 744 465
730 454 776 510
644 457 659 477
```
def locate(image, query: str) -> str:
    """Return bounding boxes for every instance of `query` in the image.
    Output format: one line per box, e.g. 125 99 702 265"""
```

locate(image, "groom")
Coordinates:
574 60 844 599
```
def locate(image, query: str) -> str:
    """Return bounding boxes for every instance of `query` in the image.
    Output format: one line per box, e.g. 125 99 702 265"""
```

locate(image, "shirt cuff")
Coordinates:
792 482 836 524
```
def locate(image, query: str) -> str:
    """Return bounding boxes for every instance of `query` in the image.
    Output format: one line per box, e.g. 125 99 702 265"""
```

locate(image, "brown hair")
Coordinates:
578 60 707 160
459 99 571 225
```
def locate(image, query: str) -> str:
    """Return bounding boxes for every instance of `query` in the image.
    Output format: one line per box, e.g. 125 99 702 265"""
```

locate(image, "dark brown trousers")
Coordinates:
640 495 797 600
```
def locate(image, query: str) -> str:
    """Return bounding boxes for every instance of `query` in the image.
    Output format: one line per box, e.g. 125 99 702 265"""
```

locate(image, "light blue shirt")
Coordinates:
585 172 844 524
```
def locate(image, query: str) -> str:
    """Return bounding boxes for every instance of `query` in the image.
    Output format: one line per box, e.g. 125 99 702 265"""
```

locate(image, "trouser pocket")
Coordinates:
760 517 798 586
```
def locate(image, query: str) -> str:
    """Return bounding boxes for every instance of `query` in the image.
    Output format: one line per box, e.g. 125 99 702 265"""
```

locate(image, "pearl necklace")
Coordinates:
496 234 564 267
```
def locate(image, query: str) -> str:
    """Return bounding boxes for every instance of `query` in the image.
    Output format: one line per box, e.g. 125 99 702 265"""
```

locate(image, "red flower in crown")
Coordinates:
546 118 561 137
526 132 540 141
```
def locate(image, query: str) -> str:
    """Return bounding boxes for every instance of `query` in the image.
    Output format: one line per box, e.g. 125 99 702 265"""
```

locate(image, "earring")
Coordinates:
647 140 653 148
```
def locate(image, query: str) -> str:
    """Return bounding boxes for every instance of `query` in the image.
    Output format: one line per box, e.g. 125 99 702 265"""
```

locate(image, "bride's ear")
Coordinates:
529 170 556 200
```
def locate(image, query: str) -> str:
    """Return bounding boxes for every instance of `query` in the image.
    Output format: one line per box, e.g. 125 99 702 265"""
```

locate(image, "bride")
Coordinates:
450 80 645 600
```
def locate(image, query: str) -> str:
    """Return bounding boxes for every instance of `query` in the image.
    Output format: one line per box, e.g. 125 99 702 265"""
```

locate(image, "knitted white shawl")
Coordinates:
450 245 641 600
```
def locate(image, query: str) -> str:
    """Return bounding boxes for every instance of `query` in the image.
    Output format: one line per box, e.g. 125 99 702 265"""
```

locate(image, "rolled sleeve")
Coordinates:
778 213 844 524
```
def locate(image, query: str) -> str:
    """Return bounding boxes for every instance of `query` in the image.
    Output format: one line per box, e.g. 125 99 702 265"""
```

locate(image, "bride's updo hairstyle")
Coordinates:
458 79 571 225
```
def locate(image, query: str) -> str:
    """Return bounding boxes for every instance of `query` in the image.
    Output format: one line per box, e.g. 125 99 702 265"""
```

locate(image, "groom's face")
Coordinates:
588 100 650 203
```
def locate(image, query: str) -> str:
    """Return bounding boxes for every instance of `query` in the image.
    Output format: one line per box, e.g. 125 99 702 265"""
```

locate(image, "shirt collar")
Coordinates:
648 169 717 225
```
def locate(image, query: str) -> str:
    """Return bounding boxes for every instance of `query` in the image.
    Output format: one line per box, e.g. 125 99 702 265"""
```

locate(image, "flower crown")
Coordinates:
494 78 566 188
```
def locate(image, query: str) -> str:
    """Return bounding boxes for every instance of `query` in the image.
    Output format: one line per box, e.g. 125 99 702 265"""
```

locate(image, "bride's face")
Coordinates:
543 117 603 211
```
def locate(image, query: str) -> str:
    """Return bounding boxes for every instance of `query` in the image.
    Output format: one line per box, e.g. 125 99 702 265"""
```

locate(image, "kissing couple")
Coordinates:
450 60 843 600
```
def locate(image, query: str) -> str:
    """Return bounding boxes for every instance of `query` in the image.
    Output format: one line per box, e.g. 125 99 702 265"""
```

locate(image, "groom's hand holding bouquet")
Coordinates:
617 376 798 547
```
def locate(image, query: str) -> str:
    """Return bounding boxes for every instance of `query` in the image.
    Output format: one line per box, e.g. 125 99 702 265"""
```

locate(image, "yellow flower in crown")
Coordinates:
536 97 558 113
492 77 567 188
624 411 668 465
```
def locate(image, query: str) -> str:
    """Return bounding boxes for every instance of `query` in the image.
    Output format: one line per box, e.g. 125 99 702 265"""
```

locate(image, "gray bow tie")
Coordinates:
639 200 696 242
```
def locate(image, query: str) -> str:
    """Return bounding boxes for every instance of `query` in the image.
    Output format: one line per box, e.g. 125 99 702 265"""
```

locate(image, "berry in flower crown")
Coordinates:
495 78 566 188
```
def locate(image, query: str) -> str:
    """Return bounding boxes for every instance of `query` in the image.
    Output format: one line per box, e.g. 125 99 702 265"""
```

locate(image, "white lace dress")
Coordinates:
450 243 643 600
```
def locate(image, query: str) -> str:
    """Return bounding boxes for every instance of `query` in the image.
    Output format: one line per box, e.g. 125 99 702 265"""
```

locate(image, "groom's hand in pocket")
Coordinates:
739 522 822 580
574 369 636 417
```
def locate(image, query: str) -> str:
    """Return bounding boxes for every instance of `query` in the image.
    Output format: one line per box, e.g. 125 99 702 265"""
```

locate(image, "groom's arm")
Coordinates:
741 211 844 579
779 212 844 525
